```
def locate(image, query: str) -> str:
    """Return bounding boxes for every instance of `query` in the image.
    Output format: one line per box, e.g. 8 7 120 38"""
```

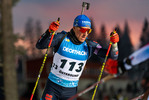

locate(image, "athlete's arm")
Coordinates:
36 29 66 49
87 39 118 60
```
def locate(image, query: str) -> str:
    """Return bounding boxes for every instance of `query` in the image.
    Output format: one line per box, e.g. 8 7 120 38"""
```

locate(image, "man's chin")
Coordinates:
80 39 85 42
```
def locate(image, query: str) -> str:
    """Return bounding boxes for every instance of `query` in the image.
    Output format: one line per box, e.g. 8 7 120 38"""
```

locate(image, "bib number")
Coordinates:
52 59 84 72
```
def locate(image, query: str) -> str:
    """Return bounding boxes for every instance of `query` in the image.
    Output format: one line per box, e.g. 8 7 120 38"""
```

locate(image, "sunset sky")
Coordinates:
12 0 149 49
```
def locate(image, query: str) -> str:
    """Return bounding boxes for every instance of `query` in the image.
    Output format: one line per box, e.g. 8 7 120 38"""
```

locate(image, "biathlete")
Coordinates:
36 14 119 100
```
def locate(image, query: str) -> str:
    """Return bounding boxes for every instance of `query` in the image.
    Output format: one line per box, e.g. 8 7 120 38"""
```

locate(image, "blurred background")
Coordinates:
0 0 149 100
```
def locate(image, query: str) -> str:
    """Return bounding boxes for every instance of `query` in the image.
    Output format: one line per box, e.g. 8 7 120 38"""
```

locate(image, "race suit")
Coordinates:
36 29 118 100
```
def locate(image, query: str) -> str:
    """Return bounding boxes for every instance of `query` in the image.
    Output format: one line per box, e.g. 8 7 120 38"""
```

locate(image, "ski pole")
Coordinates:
132 89 149 100
81 2 90 15
91 30 117 100
30 18 60 100
131 94 144 100
68 75 117 100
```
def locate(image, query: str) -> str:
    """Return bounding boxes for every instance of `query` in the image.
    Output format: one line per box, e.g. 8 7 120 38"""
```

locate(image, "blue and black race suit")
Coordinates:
36 29 118 100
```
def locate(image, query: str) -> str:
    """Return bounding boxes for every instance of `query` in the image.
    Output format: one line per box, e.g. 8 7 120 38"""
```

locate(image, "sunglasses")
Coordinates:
79 27 92 34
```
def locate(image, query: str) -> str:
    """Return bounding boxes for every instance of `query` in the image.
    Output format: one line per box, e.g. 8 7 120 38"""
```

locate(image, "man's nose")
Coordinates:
83 31 88 35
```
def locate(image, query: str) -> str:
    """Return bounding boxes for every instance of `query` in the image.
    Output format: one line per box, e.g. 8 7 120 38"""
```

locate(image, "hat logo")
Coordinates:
82 21 90 24
75 19 79 26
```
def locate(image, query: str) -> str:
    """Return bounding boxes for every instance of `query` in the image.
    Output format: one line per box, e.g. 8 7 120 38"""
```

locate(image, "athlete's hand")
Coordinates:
104 58 126 75
104 58 118 74
110 32 119 43
49 21 60 33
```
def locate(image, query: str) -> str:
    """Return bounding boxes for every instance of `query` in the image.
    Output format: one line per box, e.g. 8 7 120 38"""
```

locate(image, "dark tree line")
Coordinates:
88 19 133 61
23 16 149 62
128 18 149 81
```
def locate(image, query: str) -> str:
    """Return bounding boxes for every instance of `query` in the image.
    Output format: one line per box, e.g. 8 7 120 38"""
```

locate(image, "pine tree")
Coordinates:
24 17 44 58
97 24 108 48
118 20 133 60
140 18 149 47
131 18 149 82
35 20 43 39
24 17 36 58
113 25 122 38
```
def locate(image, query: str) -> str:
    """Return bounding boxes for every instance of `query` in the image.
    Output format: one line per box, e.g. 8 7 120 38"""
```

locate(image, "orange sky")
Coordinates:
13 0 149 49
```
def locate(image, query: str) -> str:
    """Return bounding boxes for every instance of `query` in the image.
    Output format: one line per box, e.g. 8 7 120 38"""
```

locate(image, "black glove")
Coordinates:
117 60 126 75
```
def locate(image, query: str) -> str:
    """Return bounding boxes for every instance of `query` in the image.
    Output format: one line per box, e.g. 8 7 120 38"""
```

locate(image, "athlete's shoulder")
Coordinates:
55 30 68 39
57 30 67 35
86 39 101 47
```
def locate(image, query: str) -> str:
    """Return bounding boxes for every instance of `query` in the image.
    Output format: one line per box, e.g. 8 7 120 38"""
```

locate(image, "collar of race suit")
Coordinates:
68 29 83 45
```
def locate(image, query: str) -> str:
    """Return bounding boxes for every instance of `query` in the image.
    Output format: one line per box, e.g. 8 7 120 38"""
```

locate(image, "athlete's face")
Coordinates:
73 27 91 42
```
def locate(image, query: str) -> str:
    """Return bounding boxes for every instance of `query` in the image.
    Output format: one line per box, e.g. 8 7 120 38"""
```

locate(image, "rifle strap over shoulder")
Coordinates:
55 33 68 53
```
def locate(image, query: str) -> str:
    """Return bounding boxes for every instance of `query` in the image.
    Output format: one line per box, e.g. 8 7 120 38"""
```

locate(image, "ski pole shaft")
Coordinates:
131 94 144 100
132 89 149 100
91 30 117 100
30 18 60 100
68 75 116 100
91 41 112 100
